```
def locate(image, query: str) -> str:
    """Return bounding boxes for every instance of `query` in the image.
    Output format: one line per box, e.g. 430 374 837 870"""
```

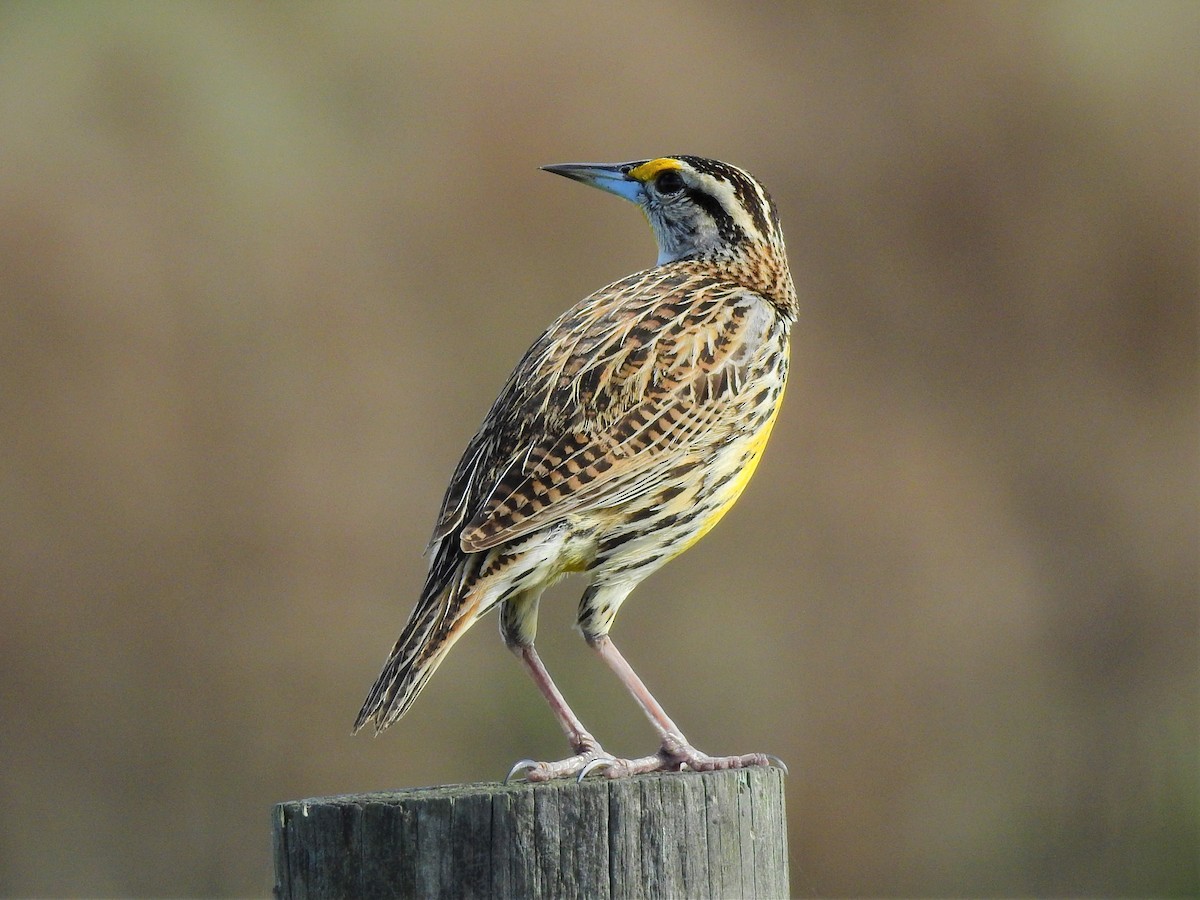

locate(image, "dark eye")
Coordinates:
655 170 685 195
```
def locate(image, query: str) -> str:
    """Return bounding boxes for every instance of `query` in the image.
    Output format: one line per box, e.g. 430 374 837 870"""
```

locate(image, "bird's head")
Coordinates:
543 156 785 266
543 155 794 314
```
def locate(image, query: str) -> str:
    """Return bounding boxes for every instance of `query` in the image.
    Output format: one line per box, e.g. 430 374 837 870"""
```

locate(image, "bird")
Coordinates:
354 155 797 781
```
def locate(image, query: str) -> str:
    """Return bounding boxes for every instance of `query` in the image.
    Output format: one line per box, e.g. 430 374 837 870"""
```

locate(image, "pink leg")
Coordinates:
587 635 779 777
515 644 596 751
589 634 685 737
507 644 610 782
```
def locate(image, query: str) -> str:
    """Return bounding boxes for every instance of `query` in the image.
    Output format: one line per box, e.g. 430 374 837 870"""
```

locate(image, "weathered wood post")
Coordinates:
272 767 788 899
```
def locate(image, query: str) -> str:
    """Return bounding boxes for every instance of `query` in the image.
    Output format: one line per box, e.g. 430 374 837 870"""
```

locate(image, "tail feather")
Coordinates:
353 594 445 733
353 548 479 734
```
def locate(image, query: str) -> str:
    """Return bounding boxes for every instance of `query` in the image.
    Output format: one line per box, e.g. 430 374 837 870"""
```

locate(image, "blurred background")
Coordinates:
0 2 1195 896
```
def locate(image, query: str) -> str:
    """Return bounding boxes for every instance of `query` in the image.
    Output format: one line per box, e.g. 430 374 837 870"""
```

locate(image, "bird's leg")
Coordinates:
505 643 613 782
584 634 777 777
500 592 613 781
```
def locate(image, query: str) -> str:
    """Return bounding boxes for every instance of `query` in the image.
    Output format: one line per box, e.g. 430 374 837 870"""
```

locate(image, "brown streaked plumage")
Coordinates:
355 156 797 780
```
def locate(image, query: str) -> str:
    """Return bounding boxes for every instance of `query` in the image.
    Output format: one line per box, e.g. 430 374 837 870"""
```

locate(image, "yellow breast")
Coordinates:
666 382 786 561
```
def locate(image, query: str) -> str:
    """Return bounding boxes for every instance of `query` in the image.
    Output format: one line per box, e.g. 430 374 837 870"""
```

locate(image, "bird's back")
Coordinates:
430 259 791 584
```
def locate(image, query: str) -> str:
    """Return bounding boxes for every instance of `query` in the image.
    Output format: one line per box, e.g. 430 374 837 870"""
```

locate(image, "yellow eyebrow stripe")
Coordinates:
627 157 683 182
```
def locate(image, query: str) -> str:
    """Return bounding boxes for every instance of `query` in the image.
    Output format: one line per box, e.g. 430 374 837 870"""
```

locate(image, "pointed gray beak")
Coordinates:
541 162 646 204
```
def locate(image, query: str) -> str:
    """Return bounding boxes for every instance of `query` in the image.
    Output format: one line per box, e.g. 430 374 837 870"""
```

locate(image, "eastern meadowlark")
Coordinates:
355 155 796 780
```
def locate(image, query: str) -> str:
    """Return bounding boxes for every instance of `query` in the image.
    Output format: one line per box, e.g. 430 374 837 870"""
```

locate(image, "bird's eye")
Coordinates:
655 170 685 195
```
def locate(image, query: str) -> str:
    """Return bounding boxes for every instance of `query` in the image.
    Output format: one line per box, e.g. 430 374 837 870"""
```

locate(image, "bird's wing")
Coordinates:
429 268 779 555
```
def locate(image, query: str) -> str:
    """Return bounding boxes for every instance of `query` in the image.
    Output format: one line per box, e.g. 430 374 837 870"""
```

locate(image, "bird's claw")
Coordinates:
504 758 540 784
577 756 617 782
506 746 783 783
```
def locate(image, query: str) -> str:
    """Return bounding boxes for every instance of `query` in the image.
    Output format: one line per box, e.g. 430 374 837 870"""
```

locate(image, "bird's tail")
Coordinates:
353 554 480 734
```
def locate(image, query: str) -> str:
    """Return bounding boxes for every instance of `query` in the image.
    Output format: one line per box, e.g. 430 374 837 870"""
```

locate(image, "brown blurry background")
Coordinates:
0 2 1195 896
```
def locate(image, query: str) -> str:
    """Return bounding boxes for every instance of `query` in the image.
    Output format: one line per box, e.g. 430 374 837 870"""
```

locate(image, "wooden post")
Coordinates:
272 767 788 899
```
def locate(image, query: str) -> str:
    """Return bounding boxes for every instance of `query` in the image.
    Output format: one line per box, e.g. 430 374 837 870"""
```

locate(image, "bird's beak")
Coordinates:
541 162 646 204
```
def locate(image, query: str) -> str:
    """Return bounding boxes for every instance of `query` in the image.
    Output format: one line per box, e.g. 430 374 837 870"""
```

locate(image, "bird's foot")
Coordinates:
505 734 614 783
578 734 788 779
